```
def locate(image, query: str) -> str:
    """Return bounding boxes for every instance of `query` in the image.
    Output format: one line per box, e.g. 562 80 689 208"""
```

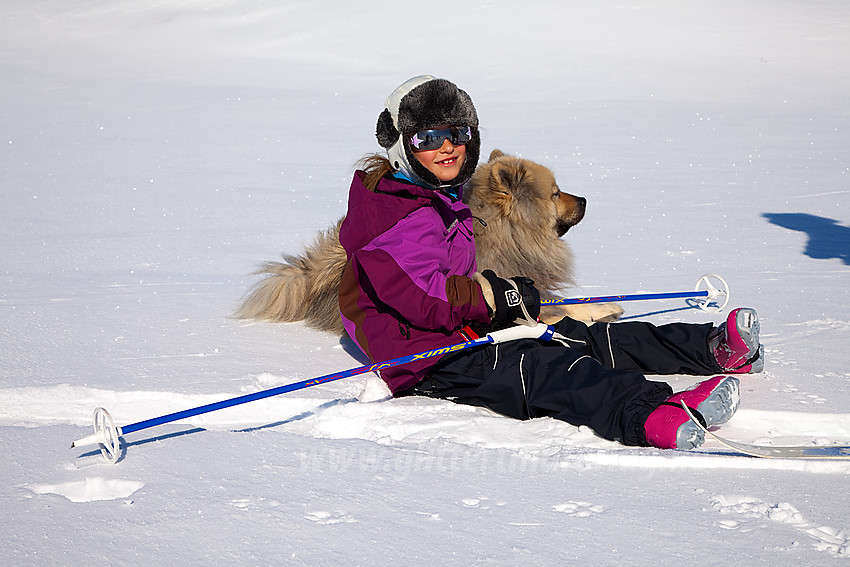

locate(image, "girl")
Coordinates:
338 76 763 450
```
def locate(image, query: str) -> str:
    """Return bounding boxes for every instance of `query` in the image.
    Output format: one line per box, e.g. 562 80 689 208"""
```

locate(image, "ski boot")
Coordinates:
710 307 763 373
644 375 741 450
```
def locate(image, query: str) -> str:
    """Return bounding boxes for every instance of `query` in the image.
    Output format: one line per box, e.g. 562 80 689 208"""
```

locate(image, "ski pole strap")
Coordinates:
458 325 480 341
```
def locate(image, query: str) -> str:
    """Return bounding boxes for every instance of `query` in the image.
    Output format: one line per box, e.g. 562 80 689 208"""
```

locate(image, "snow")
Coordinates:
2 0 850 563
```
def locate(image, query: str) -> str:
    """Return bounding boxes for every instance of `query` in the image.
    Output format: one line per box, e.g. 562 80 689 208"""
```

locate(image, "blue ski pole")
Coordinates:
71 323 556 464
542 274 729 313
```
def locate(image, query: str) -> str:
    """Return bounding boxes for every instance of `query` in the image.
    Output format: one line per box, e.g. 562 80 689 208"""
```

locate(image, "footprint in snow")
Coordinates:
770 382 827 405
552 501 606 517
229 496 281 511
711 495 849 557
459 496 507 509
305 510 356 525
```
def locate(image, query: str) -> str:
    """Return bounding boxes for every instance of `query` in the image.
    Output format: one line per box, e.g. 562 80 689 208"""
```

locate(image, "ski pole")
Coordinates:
71 322 556 464
541 274 729 313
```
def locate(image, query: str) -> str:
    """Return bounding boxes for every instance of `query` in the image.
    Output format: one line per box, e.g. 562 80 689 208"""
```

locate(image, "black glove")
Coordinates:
479 270 541 326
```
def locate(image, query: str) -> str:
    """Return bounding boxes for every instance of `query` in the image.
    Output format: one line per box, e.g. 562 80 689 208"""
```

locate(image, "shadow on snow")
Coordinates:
763 213 850 265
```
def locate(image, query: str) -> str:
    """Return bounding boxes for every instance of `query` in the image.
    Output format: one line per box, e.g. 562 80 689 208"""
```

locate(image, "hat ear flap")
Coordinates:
376 109 399 149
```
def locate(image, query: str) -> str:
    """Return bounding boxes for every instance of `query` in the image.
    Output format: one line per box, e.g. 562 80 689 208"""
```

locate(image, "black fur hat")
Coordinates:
376 76 480 190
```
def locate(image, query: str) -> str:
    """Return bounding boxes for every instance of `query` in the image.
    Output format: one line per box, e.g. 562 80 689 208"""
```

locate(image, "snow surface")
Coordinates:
2 0 850 564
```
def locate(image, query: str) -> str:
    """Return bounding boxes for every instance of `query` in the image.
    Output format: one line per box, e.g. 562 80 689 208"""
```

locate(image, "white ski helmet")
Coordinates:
376 75 480 190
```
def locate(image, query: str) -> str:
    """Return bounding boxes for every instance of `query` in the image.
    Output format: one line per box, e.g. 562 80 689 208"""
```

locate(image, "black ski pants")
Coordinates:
410 317 724 447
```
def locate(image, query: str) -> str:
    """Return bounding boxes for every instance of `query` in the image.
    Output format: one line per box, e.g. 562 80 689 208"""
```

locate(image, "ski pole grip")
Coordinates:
487 322 554 344
70 431 107 449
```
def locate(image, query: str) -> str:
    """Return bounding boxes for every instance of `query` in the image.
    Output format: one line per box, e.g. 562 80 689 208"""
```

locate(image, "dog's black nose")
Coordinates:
576 196 587 212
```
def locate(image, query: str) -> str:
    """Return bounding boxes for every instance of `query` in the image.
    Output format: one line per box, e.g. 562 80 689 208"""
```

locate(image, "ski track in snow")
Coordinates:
5 377 850 475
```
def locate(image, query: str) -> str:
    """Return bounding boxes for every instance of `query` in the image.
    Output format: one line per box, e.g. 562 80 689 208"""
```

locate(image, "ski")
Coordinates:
682 404 850 460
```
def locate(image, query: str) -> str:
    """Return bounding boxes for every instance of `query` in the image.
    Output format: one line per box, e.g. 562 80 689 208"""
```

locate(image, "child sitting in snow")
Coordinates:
338 75 763 450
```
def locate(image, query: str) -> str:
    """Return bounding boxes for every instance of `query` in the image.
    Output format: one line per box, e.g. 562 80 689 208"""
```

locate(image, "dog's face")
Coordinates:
465 149 586 238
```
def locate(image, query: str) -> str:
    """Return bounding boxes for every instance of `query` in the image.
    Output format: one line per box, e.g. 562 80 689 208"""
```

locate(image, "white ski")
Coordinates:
682 404 850 460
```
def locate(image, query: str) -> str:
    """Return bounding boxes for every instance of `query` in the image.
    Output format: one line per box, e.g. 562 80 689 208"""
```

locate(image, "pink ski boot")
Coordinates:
644 376 741 450
710 308 764 373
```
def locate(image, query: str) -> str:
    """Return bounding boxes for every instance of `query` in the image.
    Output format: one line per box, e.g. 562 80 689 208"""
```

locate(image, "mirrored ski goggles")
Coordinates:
408 125 472 151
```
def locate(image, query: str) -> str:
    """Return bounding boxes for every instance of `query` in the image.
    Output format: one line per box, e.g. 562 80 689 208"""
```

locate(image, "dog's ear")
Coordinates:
488 149 506 162
487 159 531 216
490 159 529 194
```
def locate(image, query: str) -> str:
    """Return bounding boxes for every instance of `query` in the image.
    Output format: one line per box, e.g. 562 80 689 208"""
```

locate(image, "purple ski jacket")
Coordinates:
339 170 492 393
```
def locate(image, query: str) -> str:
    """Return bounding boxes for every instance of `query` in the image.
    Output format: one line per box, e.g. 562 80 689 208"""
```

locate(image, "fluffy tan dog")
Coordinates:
235 150 622 332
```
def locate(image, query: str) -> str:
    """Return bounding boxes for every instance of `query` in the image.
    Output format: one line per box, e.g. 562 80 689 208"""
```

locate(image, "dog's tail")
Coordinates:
234 219 347 334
